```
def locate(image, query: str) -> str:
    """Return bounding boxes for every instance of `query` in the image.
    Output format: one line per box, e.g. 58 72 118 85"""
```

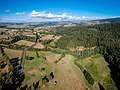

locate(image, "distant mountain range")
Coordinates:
0 17 120 25
96 17 120 22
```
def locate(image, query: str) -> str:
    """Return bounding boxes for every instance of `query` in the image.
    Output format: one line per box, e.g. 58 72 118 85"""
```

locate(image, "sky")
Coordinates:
0 0 120 22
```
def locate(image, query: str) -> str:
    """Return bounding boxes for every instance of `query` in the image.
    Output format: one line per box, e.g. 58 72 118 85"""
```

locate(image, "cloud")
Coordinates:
29 10 84 20
15 12 25 15
29 10 108 21
5 10 11 12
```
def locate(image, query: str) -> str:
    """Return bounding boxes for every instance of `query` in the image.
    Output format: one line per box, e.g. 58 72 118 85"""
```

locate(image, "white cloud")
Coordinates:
5 10 11 12
29 10 85 20
15 12 25 15
29 10 108 21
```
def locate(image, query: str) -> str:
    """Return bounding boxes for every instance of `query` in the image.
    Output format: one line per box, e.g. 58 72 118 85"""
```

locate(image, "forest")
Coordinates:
56 22 120 89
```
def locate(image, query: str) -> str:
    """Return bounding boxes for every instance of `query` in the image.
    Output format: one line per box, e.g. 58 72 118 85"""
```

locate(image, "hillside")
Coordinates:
95 17 120 22
1 47 117 90
0 22 119 90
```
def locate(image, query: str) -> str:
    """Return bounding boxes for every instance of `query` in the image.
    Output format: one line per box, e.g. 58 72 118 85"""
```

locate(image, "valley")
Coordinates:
0 21 120 90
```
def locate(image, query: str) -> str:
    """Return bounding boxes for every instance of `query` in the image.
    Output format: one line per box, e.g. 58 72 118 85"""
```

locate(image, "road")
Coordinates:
20 35 39 71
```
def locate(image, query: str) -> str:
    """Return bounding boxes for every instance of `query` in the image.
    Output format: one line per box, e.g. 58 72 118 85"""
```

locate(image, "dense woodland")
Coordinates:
56 26 98 49
93 23 120 89
56 22 120 89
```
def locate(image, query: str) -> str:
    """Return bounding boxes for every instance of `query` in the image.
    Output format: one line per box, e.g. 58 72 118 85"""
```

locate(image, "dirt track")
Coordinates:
20 38 40 71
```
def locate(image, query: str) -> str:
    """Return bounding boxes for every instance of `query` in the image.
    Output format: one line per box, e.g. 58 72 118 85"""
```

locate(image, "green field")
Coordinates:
2 48 117 90
75 54 117 90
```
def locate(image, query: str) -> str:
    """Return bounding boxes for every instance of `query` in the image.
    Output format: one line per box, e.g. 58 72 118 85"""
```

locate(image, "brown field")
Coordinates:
25 35 36 37
0 64 9 73
40 54 89 90
22 31 36 37
4 48 22 59
15 40 45 49
54 36 62 41
41 35 61 41
41 35 54 41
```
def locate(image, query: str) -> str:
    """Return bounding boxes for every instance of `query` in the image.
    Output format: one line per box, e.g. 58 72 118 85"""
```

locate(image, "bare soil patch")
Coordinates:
15 40 44 49
41 35 54 41
4 48 22 59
